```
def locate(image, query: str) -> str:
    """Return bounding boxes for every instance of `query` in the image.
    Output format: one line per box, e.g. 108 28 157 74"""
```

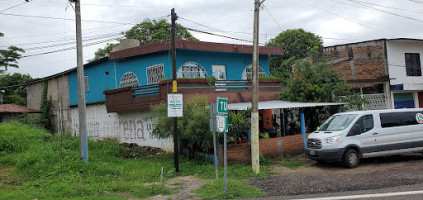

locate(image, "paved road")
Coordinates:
247 154 423 199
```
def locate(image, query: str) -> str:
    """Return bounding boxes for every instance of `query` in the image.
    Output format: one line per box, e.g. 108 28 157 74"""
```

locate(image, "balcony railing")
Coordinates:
104 79 282 113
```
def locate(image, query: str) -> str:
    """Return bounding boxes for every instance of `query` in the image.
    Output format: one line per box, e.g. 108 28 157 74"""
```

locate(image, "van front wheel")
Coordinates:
342 149 360 168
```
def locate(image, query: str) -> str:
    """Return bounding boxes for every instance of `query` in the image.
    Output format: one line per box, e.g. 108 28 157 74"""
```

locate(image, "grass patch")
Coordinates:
281 160 304 170
0 122 270 199
194 179 264 199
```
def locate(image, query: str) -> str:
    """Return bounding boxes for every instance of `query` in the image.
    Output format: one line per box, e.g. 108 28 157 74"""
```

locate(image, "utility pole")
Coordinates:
251 0 263 174
70 0 88 163
171 8 179 172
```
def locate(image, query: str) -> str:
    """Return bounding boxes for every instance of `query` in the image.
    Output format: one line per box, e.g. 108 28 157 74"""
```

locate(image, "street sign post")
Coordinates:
211 97 228 195
167 94 183 117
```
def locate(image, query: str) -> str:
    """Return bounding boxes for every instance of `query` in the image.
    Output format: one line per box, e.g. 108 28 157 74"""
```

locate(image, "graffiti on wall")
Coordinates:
70 105 173 151
86 119 157 140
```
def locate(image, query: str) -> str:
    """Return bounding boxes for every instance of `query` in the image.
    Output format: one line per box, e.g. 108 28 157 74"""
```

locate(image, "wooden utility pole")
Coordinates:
71 0 88 163
251 0 262 174
171 8 179 172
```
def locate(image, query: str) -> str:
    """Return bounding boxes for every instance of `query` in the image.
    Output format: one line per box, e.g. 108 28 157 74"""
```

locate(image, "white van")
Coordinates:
305 108 423 168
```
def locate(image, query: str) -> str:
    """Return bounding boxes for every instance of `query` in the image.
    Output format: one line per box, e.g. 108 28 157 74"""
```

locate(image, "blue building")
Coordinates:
68 39 283 108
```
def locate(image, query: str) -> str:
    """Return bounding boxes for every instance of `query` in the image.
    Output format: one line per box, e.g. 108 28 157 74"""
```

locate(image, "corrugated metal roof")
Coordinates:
0 104 41 113
228 100 345 111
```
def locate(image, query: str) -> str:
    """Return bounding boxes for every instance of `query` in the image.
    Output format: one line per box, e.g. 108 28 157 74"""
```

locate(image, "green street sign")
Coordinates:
217 97 228 115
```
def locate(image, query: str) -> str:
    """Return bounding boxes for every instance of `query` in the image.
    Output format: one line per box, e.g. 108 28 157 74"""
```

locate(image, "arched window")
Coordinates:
120 72 140 88
241 64 266 80
177 61 207 78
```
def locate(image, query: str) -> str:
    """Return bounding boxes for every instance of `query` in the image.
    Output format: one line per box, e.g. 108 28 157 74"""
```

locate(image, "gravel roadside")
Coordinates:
247 154 423 197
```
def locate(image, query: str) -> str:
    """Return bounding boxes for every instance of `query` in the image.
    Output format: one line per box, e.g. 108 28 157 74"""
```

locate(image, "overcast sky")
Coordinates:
1 0 423 78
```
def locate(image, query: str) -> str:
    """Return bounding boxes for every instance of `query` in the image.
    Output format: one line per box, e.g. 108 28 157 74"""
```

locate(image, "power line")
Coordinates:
0 0 29 13
0 32 123 48
0 12 137 25
295 0 394 38
21 36 124 58
263 3 283 32
343 0 423 24
23 33 122 52
344 0 423 14
184 26 257 44
179 16 247 39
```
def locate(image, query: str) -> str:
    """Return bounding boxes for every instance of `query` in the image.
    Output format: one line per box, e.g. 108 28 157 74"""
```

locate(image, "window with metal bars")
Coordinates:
84 76 89 92
177 61 207 78
119 72 140 88
405 53 421 76
241 64 266 80
146 64 164 84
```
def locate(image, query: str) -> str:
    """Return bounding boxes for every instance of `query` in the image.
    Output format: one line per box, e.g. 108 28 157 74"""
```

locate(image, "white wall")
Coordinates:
387 40 423 90
70 104 173 152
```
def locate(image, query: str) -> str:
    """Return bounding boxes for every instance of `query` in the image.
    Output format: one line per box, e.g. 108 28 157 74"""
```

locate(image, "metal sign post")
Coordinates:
210 103 219 183
213 97 228 195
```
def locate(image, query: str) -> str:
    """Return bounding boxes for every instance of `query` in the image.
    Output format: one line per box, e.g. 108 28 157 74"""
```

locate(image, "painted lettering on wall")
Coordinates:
85 119 157 141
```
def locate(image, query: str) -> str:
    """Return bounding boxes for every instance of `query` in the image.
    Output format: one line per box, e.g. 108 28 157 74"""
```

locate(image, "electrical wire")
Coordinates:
295 0 394 38
21 36 123 58
343 0 423 24
0 0 30 13
0 12 137 25
262 3 283 32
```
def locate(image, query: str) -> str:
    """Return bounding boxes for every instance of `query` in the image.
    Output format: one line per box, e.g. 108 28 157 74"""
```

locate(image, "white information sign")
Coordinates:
216 115 228 133
167 94 183 117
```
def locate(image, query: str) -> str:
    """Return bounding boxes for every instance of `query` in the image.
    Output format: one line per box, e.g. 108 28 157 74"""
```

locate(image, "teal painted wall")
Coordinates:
69 49 273 106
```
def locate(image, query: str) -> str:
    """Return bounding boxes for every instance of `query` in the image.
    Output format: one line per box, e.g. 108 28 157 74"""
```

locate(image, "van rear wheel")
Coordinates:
342 149 360 168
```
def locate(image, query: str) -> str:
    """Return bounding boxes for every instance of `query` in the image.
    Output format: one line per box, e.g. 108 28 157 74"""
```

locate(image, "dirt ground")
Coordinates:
147 176 210 200
248 154 423 197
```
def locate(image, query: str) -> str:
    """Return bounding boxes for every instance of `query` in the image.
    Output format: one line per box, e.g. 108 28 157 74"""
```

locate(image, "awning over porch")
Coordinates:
227 100 345 111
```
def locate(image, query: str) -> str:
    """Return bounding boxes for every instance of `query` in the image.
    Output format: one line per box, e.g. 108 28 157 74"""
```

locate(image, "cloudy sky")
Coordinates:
1 0 423 78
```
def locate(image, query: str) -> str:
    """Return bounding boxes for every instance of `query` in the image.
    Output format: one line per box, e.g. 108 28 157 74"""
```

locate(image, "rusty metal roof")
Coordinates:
109 39 284 60
0 104 41 113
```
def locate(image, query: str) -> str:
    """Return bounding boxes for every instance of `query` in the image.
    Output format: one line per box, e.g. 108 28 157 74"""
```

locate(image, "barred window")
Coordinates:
84 76 89 92
146 64 164 84
241 64 266 80
405 53 421 76
120 72 140 88
177 61 207 78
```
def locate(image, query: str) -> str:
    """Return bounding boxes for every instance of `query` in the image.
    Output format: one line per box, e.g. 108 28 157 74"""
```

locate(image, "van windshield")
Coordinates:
319 114 358 131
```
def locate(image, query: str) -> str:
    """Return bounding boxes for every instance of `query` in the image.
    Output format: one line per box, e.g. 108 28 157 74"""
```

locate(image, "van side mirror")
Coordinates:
347 125 362 136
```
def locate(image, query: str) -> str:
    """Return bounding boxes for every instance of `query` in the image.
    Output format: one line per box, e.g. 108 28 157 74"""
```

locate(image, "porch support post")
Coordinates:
300 111 306 150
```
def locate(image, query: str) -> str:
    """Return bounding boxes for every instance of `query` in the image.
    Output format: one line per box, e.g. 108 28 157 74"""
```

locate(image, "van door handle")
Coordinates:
373 132 378 135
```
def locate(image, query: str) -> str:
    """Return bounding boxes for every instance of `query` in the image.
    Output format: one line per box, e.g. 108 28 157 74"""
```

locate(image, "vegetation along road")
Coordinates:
2 122 423 199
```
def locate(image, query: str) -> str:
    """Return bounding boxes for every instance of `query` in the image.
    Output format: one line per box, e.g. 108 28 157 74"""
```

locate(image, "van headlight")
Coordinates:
325 136 340 144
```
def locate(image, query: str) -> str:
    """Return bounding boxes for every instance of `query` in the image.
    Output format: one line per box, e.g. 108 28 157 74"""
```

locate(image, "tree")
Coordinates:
0 33 25 72
280 59 366 132
89 43 118 62
151 95 211 160
91 19 198 61
267 29 322 83
0 73 32 105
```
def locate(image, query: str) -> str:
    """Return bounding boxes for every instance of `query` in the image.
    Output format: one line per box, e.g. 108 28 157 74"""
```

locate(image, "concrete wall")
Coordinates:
70 103 173 151
387 40 423 90
27 75 71 133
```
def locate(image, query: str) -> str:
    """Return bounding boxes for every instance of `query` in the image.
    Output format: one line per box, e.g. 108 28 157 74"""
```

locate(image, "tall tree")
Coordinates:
91 19 198 61
267 29 322 84
280 59 366 132
0 73 32 105
0 33 25 72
